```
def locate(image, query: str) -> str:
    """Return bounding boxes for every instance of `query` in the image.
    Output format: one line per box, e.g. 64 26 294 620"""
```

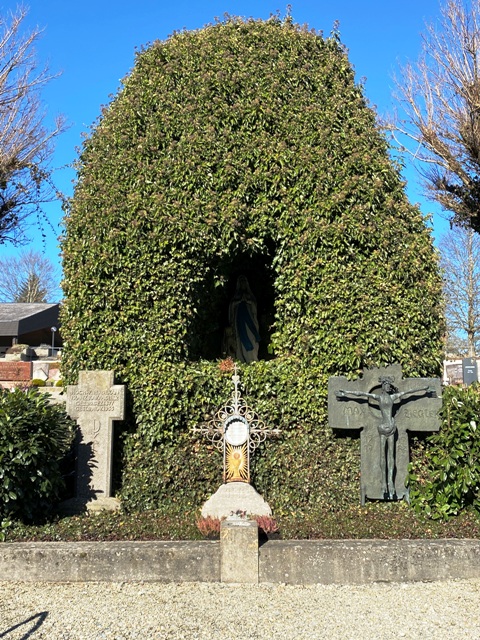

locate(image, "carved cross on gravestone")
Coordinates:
66 371 125 502
328 364 442 504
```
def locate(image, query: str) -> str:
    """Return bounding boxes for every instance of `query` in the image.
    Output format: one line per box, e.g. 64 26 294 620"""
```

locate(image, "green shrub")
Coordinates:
5 503 480 542
0 388 75 530
408 385 480 519
61 16 443 515
30 378 46 387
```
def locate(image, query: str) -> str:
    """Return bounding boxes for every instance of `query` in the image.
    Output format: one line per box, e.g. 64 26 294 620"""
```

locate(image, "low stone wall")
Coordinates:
0 541 220 583
0 361 32 383
259 539 480 584
2 538 480 584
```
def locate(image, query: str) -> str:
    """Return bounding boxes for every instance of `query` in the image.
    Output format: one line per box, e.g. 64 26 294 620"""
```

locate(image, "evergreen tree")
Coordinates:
0 250 59 302
15 273 48 303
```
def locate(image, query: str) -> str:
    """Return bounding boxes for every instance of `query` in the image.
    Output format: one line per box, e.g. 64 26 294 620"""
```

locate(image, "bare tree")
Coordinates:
390 0 480 232
0 249 60 302
0 7 64 244
439 225 480 356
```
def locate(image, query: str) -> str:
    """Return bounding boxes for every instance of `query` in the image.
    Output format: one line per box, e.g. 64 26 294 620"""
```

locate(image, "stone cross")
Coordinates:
66 370 125 502
328 364 442 504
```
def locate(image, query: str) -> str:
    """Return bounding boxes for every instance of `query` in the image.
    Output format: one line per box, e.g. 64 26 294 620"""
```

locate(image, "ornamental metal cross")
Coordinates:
328 364 442 505
193 366 280 484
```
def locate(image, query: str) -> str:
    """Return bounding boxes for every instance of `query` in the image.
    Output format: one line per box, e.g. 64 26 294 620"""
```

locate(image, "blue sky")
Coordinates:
0 0 448 283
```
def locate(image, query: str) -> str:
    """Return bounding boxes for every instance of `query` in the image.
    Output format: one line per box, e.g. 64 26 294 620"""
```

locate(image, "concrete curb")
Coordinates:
2 538 480 584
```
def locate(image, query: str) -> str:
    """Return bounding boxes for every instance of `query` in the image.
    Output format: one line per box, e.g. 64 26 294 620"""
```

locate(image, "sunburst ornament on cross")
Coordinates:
194 365 280 484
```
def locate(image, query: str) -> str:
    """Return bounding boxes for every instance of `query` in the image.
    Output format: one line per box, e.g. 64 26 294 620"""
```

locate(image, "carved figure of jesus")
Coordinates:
335 376 429 499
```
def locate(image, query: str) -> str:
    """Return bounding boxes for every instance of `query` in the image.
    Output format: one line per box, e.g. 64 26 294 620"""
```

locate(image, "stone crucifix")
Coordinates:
66 370 125 503
328 364 442 504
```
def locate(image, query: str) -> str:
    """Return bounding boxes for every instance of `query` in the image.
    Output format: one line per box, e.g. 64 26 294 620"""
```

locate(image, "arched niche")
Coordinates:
188 249 276 362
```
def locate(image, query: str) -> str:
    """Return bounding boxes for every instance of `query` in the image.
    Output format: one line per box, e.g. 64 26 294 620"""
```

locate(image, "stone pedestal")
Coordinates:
58 496 121 516
201 482 272 519
220 518 259 584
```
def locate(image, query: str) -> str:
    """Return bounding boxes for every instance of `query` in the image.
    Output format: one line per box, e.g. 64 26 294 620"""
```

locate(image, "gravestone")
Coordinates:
328 364 442 504
462 358 478 386
66 371 125 510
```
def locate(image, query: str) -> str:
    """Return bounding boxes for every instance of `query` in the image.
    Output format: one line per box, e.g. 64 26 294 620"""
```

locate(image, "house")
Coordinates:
0 303 61 352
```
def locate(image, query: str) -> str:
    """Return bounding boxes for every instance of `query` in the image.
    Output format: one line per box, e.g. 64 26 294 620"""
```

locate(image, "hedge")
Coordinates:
0 388 74 532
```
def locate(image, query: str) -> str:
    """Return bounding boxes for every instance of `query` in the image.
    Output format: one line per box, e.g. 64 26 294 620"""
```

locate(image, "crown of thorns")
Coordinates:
379 376 395 384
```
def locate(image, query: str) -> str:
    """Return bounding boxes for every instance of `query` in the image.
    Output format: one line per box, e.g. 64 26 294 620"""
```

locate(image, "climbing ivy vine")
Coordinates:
61 16 443 514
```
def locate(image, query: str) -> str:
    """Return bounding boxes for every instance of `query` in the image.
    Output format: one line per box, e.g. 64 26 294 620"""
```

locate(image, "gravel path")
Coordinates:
1 579 480 639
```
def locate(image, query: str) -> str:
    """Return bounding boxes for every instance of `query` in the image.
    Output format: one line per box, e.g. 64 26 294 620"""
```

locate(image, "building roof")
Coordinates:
0 303 59 337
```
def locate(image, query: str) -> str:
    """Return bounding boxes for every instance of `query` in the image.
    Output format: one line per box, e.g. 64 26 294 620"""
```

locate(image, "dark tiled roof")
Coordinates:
0 303 58 322
0 303 59 336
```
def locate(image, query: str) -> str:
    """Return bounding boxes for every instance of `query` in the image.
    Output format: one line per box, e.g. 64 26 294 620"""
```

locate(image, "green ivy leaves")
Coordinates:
61 17 443 515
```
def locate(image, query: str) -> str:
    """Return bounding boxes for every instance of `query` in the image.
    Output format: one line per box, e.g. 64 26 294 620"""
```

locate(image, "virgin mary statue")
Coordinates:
228 275 260 363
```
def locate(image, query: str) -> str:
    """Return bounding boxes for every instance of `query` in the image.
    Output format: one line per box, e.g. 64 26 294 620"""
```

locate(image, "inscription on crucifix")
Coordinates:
328 365 442 504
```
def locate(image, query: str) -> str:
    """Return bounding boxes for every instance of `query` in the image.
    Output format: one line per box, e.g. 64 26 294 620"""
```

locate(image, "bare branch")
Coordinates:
439 225 480 356
0 7 65 244
388 0 480 230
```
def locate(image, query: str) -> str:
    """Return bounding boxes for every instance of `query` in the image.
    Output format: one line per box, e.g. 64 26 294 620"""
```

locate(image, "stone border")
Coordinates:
259 538 480 584
0 541 219 583
2 538 480 584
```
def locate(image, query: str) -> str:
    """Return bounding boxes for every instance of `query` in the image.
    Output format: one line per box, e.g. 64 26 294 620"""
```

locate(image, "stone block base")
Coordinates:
58 497 121 516
221 519 258 584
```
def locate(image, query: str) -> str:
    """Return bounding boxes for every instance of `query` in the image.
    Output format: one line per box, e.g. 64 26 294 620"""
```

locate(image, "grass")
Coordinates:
4 502 480 542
